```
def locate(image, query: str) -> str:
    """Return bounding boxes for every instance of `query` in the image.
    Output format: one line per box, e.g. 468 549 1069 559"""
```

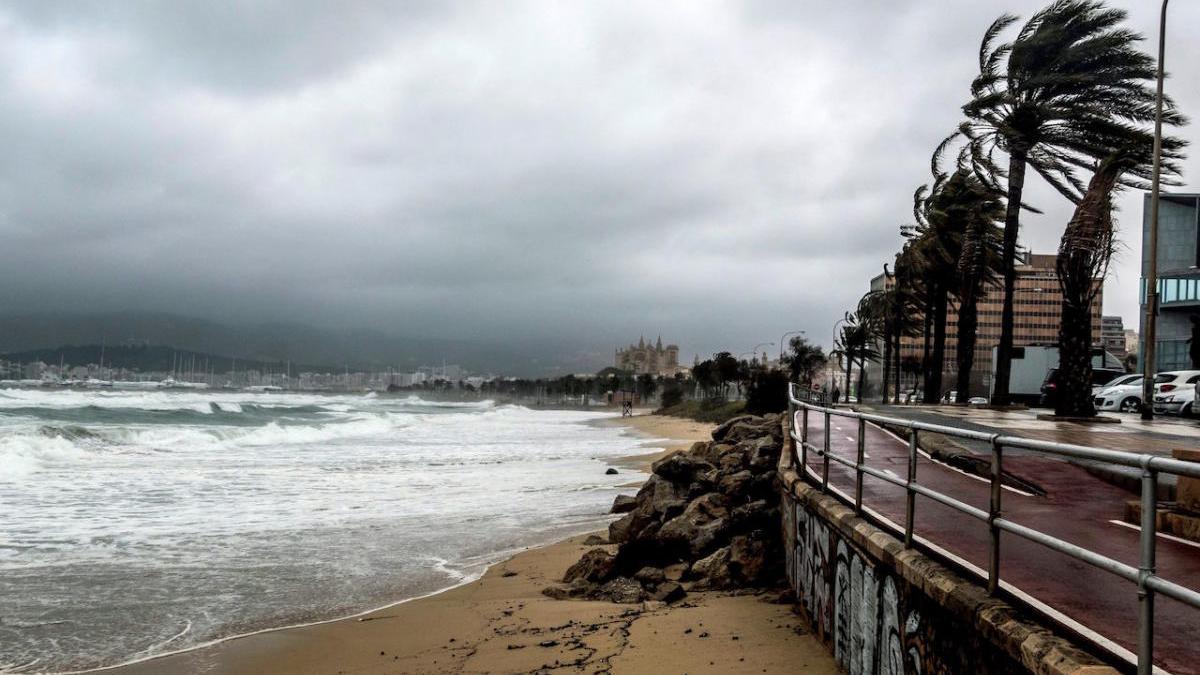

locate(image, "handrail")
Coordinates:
785 382 1197 675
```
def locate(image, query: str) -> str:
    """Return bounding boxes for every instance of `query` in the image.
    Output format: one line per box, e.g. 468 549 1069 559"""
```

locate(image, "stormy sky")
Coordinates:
0 1 1196 367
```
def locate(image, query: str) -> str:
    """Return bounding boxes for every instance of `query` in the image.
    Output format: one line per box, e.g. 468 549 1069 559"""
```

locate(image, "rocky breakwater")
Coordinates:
544 413 786 604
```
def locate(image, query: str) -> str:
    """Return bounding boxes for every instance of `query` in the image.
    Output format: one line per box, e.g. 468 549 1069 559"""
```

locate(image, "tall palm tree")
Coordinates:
943 0 1185 405
944 171 1006 402
1056 148 1147 416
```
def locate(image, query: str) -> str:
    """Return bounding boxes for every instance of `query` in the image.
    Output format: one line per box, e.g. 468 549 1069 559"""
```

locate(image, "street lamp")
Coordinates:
1141 0 1170 423
779 330 805 363
745 342 774 366
830 316 848 398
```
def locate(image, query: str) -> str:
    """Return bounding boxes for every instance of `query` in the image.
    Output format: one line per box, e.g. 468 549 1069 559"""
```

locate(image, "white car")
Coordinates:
1152 371 1200 416
1093 374 1145 413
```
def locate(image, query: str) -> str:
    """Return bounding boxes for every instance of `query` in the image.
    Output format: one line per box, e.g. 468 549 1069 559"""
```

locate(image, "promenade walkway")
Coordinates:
798 406 1200 674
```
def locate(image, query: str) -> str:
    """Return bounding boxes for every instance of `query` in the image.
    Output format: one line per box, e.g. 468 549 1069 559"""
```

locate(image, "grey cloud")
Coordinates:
0 1 1196 369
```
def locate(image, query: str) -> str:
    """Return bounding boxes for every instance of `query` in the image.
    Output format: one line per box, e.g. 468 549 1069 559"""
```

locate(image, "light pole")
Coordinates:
746 342 774 367
830 316 848 398
1141 0 1169 423
779 330 805 363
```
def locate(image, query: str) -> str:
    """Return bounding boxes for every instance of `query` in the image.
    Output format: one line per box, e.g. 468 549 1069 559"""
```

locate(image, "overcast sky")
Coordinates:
0 1 1196 365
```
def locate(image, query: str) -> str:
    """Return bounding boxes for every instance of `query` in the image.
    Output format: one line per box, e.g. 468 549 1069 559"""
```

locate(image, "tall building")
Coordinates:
616 335 680 376
1139 193 1200 371
869 252 1103 397
1100 315 1127 358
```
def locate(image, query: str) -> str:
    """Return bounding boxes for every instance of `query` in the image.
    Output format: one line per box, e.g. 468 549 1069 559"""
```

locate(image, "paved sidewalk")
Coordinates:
797 408 1200 674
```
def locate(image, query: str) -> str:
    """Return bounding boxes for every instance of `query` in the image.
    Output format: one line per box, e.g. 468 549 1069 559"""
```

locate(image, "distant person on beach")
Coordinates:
622 400 633 417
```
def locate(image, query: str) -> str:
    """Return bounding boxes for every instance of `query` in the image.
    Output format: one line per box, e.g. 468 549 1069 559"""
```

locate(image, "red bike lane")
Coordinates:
797 412 1200 674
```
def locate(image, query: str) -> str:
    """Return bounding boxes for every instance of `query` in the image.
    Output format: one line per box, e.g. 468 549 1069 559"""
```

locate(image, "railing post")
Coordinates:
787 391 798 470
905 429 917 548
800 405 809 475
1138 467 1158 675
855 417 865 514
988 437 1003 595
822 411 831 493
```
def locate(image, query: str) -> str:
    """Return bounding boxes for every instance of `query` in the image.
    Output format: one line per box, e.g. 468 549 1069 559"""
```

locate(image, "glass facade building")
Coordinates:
1139 193 1200 371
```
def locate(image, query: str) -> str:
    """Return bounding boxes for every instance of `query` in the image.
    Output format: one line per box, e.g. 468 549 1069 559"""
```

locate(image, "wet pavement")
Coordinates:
797 410 1200 674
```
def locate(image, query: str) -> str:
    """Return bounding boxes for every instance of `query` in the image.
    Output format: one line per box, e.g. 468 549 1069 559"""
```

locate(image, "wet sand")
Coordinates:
111 414 837 674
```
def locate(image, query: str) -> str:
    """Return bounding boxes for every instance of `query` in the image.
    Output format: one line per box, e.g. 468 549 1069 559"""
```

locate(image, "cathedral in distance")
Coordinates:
615 335 680 376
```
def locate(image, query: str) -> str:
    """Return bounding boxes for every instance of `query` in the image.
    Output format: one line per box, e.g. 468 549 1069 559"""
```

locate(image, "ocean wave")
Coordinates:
0 433 88 480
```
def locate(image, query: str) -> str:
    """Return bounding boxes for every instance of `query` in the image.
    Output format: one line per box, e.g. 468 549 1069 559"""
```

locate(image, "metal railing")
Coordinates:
785 383 1200 675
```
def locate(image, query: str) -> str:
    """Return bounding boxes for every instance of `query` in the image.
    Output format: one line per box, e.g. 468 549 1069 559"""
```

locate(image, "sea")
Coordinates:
0 389 652 673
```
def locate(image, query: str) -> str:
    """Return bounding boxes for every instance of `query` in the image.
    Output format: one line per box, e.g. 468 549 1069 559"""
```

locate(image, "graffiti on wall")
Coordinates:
784 493 1021 675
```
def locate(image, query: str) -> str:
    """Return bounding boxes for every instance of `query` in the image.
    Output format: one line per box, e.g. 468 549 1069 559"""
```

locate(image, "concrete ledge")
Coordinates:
778 453 1120 675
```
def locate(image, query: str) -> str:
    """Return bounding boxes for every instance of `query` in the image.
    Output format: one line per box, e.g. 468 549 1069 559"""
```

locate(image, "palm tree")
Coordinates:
1055 148 1147 416
943 0 1185 405
945 171 1005 402
906 179 964 404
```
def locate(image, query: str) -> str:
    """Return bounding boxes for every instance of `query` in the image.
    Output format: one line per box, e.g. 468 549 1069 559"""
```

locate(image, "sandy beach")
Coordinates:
111 413 837 674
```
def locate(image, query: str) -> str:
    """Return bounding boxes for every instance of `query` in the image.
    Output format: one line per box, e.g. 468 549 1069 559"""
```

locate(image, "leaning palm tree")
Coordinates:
943 0 1186 405
945 171 1005 403
1055 148 1147 417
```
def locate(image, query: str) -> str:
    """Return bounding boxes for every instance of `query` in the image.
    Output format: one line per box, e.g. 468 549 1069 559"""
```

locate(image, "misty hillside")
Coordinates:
0 313 605 376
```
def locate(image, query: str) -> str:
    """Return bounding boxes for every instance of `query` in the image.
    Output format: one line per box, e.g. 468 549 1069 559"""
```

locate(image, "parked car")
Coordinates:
967 396 988 406
1039 367 1127 408
1153 371 1200 416
1093 374 1145 413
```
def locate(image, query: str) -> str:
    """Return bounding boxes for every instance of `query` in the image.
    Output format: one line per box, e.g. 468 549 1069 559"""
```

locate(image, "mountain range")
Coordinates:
0 312 608 376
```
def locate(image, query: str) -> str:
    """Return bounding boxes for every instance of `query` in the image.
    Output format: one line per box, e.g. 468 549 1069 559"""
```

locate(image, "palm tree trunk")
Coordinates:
844 354 853 403
1055 283 1094 417
858 356 867 402
993 149 1028 406
921 295 934 403
881 324 892 403
893 329 902 403
929 291 948 402
956 294 979 403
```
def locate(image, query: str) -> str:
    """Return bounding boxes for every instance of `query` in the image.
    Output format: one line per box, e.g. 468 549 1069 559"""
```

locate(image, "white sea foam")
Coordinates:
0 390 643 673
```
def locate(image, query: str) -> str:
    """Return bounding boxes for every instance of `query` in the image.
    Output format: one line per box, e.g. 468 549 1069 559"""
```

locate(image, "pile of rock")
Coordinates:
544 413 786 604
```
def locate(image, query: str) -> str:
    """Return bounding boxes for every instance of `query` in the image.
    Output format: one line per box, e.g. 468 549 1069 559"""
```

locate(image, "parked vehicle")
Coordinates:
1039 367 1126 408
994 344 1125 406
1093 374 1145 413
1153 371 1200 416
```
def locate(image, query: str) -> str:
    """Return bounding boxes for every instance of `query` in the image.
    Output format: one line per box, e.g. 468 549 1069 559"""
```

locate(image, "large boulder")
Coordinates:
657 493 730 557
718 470 754 500
563 548 616 584
651 452 715 483
633 566 665 586
691 545 732 588
724 420 779 444
650 581 686 603
743 436 783 471
729 534 768 585
712 415 760 442
610 494 637 514
717 446 748 473
595 576 644 603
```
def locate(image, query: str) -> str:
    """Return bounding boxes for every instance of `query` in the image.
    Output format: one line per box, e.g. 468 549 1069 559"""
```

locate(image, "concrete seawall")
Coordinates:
777 445 1120 674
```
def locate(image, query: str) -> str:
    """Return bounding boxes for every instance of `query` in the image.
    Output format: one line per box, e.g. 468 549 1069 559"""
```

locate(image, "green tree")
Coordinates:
636 373 658 402
944 0 1185 404
785 335 826 386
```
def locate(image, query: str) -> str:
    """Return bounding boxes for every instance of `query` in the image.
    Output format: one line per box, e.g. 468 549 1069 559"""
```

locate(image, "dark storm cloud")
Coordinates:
0 1 1195 366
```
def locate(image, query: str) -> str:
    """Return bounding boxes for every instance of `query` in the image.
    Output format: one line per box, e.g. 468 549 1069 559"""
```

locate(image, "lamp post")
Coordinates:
779 331 805 363
830 316 848 397
1141 0 1170 422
